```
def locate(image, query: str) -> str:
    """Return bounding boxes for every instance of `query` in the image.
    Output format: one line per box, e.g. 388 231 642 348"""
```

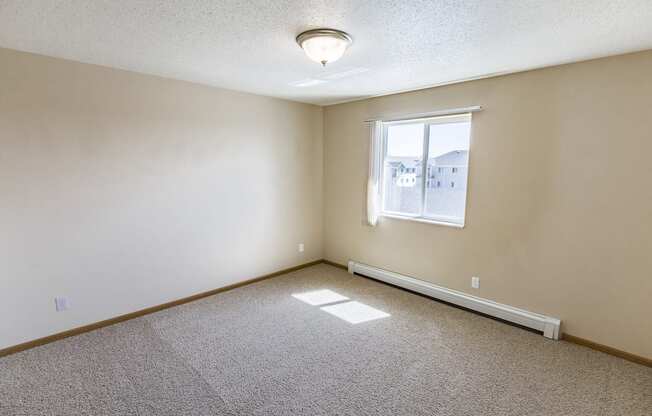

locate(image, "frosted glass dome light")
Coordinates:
296 29 353 66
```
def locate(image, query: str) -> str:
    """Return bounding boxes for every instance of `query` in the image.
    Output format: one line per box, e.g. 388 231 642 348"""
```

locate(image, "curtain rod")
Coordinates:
364 106 482 123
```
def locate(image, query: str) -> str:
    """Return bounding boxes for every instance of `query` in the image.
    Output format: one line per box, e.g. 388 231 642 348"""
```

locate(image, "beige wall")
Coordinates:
0 48 323 349
2 45 650 359
323 51 652 359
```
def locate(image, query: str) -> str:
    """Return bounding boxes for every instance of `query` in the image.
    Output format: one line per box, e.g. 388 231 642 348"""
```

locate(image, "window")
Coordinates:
380 114 471 226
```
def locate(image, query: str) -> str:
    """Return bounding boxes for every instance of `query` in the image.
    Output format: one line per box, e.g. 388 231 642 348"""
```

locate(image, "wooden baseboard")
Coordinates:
322 259 348 270
4 259 649 369
562 333 651 367
0 259 323 358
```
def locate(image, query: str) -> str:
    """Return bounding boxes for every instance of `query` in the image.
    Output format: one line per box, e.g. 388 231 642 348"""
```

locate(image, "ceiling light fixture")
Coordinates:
296 28 353 66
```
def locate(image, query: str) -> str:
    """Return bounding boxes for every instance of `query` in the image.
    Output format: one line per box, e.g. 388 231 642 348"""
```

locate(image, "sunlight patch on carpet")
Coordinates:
291 289 349 306
320 301 390 324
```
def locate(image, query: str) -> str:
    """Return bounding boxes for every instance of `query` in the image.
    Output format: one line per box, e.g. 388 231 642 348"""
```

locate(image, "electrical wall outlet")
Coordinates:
54 297 70 312
298 243 305 253
471 277 480 289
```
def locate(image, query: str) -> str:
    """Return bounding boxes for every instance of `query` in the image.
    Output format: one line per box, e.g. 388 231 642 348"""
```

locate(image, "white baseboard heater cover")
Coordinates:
348 261 561 340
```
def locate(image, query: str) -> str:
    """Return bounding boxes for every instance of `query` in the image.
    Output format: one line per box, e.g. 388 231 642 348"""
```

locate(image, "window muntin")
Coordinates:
380 114 471 226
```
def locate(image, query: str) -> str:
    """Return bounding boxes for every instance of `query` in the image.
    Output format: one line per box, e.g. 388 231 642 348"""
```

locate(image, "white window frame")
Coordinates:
379 114 471 228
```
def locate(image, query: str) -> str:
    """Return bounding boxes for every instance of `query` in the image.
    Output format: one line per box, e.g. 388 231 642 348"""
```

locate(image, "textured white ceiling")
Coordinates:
1 1 651 105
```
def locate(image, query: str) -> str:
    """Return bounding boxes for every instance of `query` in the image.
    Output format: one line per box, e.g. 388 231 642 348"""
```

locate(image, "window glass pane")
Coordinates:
424 120 471 223
382 123 424 215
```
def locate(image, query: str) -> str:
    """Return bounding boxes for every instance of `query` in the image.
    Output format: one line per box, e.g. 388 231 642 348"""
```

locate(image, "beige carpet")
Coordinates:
1 264 650 415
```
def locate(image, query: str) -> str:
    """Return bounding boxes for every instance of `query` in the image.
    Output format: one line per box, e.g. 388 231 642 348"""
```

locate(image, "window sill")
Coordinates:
380 213 465 229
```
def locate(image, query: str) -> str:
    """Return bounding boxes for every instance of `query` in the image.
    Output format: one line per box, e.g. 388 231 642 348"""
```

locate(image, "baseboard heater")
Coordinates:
347 261 561 340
